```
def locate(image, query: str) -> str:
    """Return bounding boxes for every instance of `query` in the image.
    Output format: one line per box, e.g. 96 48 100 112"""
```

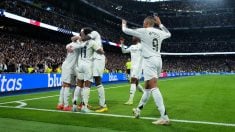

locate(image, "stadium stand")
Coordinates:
84 0 235 28
0 0 235 73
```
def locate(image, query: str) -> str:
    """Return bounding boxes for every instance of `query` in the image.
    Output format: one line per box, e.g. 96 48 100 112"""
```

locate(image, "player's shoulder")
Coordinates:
87 40 96 45
136 28 146 32
136 43 142 48
129 44 140 50
66 42 73 47
88 39 100 48
147 27 161 32
89 31 100 37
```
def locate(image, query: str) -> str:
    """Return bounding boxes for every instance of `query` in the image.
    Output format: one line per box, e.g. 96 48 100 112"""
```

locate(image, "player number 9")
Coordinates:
152 38 158 52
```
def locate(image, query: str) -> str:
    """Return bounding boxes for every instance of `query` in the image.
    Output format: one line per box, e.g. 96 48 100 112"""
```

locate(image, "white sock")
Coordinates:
151 88 169 120
137 89 151 110
58 87 64 105
97 85 106 107
82 87 90 108
129 84 136 102
73 86 81 105
63 87 70 107
137 84 144 93
79 88 83 104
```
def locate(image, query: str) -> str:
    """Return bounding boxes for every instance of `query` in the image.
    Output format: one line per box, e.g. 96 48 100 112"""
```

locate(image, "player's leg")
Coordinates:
125 77 137 105
81 80 92 113
62 82 72 111
58 66 73 111
57 65 67 110
73 64 84 110
125 66 144 105
133 59 153 117
93 58 108 112
56 83 64 110
94 76 108 112
136 79 144 93
72 79 83 112
126 69 131 82
81 62 93 113
132 79 152 118
151 59 169 125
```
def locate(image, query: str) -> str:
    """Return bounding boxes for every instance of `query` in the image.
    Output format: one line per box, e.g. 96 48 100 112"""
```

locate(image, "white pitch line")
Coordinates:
15 101 27 108
0 76 189 100
0 85 128 105
0 105 234 127
0 77 192 105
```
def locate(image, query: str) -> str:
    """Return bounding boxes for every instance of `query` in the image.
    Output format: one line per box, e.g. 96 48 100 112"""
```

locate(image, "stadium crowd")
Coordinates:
1 32 234 74
1 0 235 73
84 0 235 28
0 32 129 73
1 0 123 43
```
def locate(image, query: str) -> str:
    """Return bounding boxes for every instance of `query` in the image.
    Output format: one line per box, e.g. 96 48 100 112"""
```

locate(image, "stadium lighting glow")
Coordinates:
137 0 172 2
2 9 235 55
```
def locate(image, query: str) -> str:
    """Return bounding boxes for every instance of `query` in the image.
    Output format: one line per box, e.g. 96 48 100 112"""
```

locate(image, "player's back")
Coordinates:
139 27 169 58
63 43 80 68
129 43 142 66
122 24 171 58
89 31 104 59
79 40 100 62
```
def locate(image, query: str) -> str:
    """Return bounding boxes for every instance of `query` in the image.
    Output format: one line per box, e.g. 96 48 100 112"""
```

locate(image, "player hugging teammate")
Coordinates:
56 15 171 125
56 27 108 113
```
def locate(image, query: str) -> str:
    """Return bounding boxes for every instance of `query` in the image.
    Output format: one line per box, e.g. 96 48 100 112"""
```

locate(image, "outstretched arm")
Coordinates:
122 19 142 38
66 42 85 52
71 35 81 42
120 39 131 53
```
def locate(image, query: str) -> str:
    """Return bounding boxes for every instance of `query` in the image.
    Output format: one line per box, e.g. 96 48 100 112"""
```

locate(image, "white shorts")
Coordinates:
77 61 93 82
143 56 162 81
131 66 142 79
93 58 105 77
61 64 76 84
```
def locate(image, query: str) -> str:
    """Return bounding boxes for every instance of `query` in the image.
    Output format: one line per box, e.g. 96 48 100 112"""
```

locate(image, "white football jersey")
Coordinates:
122 24 171 58
78 40 101 62
63 42 84 68
88 31 105 59
121 42 143 69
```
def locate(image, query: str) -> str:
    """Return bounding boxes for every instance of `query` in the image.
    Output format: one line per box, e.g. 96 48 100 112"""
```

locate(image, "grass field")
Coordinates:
0 75 235 132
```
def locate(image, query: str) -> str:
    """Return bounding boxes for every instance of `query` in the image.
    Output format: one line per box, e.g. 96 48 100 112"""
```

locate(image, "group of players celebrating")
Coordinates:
56 15 171 125
56 28 107 113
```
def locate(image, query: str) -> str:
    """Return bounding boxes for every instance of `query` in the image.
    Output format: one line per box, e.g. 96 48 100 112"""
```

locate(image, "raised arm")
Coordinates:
71 41 86 49
154 16 171 39
71 35 81 42
122 19 142 38
120 39 131 54
66 41 85 52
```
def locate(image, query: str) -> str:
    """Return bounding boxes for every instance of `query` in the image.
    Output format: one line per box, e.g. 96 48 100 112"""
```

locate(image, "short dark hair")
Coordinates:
82 27 93 35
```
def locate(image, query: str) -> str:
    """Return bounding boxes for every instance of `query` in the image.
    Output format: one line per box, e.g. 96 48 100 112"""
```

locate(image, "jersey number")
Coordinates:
152 38 158 52
80 46 87 58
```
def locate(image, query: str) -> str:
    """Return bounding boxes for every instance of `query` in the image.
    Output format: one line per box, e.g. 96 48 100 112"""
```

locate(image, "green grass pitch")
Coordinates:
0 75 235 132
